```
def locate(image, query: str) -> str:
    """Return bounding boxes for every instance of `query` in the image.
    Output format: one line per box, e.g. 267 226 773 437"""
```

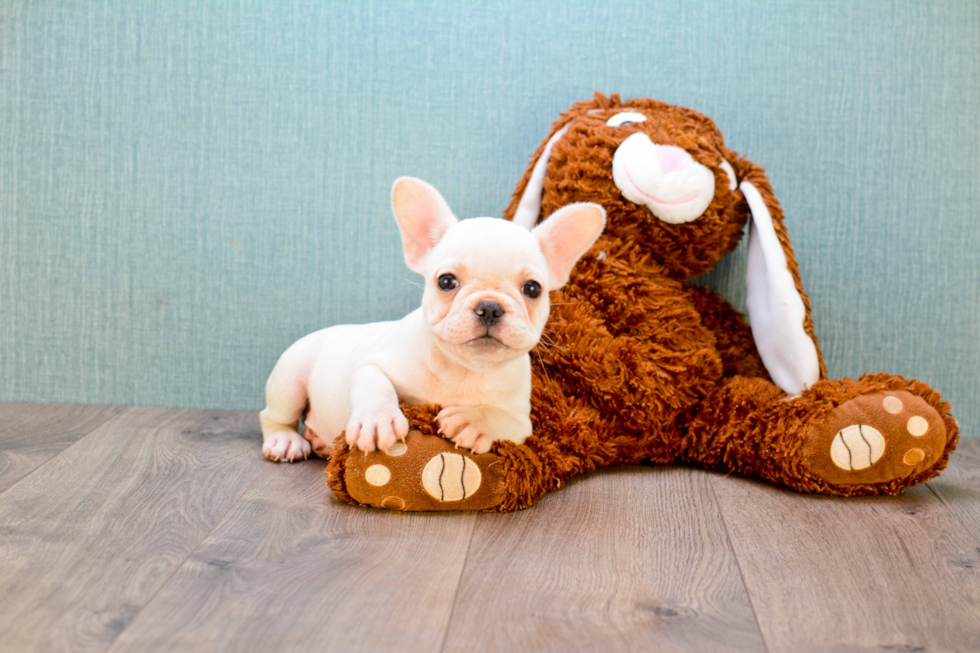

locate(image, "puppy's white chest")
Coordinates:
396 359 523 409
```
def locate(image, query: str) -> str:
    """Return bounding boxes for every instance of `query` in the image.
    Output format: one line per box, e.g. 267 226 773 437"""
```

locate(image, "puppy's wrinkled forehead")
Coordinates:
429 218 546 280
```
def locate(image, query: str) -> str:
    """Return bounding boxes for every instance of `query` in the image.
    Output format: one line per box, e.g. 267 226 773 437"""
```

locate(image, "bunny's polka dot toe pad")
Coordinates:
803 391 948 486
339 429 507 511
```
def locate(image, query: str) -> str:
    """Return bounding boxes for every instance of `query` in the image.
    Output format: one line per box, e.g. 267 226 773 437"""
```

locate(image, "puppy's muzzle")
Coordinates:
475 300 504 327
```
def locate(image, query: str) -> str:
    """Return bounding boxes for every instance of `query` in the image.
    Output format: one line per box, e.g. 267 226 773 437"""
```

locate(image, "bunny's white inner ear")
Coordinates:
742 181 820 394
513 123 572 230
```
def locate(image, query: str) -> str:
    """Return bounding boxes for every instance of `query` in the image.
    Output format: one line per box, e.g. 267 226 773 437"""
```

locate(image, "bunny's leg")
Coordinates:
680 374 958 495
535 262 727 465
324 385 608 512
684 283 769 380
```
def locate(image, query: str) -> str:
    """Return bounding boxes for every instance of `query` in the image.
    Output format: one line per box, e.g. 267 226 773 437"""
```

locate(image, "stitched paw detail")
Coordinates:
829 425 885 471
335 429 506 511
803 391 948 486
421 452 482 502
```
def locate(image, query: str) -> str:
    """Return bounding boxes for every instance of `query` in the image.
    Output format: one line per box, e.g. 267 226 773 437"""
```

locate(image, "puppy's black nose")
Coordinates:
475 300 504 327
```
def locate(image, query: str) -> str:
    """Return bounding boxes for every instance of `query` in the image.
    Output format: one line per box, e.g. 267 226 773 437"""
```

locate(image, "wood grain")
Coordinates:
108 461 477 653
0 407 265 653
0 402 124 494
710 470 980 653
441 465 766 653
4 402 979 653
928 438 980 543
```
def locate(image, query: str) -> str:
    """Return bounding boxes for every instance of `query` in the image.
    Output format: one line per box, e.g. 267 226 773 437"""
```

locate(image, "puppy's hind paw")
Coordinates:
263 431 311 462
305 431 330 459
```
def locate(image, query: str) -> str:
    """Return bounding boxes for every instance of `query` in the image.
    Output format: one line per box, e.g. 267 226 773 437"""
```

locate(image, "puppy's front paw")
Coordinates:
345 405 410 453
263 430 311 462
436 406 498 454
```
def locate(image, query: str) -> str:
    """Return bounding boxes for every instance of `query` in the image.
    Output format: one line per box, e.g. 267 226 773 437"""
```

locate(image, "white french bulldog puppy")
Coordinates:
260 177 605 461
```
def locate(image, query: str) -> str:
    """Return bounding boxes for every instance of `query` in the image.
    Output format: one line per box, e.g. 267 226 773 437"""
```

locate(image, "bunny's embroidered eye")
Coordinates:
719 159 738 191
606 112 647 128
438 273 458 290
522 280 542 298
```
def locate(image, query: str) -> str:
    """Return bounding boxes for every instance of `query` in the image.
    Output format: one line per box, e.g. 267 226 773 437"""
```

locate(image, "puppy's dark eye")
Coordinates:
438 273 458 291
522 280 542 298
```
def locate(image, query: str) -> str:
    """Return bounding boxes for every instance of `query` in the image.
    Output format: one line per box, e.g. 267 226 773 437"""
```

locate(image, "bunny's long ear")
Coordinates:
738 161 826 394
510 124 573 230
504 93 621 228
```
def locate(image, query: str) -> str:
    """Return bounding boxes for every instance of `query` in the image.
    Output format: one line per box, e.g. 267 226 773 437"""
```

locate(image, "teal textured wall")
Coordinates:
1 1 978 436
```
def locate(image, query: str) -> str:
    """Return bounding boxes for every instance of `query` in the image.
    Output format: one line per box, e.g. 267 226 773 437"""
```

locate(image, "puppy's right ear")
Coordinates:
533 202 606 288
391 177 458 273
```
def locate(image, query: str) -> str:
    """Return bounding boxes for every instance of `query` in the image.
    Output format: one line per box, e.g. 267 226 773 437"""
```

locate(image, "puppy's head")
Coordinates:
392 177 605 367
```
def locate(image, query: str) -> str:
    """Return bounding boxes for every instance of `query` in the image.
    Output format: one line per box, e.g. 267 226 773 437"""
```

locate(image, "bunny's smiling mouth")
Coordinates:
610 132 716 225
623 167 699 206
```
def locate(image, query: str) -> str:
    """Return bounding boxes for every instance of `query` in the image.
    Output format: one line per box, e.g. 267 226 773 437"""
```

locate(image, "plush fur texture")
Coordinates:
324 93 957 511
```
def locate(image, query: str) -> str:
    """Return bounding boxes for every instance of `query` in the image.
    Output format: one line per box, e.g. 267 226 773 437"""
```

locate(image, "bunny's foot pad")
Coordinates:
323 429 507 511
802 391 949 486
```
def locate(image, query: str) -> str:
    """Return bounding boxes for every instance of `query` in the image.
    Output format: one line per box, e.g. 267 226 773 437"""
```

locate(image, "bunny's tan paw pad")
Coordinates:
331 429 507 511
802 391 948 486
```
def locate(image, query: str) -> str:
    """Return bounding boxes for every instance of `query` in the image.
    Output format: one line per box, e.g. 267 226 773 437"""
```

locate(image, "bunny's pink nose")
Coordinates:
656 145 693 174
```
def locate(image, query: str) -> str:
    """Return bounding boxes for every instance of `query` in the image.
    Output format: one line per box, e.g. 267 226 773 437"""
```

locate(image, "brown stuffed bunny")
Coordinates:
321 93 958 512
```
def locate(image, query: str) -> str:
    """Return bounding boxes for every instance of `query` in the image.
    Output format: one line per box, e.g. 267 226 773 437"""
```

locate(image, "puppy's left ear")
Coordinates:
533 202 606 288
391 177 458 273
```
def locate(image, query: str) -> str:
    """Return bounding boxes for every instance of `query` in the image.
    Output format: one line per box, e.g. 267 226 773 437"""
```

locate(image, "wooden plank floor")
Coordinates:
0 403 976 653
